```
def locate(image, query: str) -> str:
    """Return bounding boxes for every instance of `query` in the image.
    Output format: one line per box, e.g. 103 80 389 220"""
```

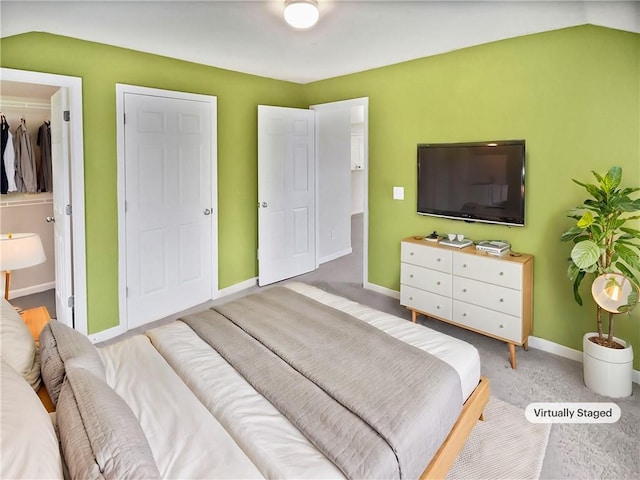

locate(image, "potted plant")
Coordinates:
561 166 640 397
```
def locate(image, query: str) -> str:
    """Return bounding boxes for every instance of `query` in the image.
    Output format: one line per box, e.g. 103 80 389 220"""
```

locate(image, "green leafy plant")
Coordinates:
560 166 640 348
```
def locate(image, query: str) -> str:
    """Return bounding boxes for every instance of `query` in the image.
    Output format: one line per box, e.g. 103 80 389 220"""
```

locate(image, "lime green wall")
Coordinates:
2 27 638 369
303 25 640 369
1 33 306 334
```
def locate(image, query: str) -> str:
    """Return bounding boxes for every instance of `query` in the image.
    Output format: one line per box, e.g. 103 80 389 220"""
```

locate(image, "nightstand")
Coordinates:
19 306 55 413
20 306 51 346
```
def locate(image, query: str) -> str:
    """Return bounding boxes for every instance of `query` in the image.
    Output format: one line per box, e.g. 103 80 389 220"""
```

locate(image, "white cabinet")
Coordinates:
400 237 533 368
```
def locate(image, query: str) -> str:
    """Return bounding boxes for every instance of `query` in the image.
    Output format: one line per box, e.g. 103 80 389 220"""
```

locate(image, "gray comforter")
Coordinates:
181 287 462 479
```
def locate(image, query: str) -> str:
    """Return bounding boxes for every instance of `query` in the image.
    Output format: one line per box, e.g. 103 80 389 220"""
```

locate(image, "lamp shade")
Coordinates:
0 233 47 271
284 0 319 29
591 273 639 314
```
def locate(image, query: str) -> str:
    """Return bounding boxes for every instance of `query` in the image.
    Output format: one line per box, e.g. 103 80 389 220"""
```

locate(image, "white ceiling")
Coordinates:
1 1 638 84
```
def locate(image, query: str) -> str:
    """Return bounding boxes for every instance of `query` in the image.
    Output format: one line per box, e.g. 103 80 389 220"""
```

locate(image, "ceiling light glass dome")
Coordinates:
284 0 319 29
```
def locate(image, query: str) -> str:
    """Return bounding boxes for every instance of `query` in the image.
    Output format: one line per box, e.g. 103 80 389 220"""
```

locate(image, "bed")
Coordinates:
1 283 489 479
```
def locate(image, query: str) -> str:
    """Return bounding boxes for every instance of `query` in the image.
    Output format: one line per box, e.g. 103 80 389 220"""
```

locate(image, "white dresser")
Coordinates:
400 237 533 368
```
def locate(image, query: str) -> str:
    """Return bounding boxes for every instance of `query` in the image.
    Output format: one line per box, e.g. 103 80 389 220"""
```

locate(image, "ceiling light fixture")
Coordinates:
284 0 319 29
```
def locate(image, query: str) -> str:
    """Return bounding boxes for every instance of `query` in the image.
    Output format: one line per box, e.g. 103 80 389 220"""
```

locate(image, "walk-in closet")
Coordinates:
1 81 58 310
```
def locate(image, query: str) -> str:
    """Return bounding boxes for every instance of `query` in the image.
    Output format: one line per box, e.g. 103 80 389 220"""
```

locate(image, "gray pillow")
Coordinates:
0 298 41 390
39 320 105 405
57 365 160 480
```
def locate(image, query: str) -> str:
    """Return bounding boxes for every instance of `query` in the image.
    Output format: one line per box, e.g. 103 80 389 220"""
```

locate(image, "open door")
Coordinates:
258 106 316 286
50 87 73 326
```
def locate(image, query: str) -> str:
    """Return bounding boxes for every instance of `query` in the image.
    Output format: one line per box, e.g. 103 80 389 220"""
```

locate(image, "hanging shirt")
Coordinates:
14 122 37 193
1 120 8 194
37 121 52 192
2 122 17 193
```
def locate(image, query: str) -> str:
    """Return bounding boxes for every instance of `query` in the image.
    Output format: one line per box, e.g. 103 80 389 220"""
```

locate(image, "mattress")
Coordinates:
145 283 481 479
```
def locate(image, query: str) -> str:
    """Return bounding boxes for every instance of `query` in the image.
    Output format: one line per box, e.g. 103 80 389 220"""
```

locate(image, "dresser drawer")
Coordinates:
401 242 452 273
452 276 521 317
401 285 452 319
452 300 522 343
401 263 452 297
453 252 522 289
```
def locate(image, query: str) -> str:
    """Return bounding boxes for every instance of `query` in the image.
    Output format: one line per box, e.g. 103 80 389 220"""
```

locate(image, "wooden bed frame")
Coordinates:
420 376 490 479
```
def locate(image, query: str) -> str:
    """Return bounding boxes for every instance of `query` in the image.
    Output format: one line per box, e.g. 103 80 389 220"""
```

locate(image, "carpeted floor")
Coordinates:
16 213 640 479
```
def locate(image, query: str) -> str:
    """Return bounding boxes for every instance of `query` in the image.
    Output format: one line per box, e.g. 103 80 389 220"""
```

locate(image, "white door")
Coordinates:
124 93 213 328
50 88 73 327
258 106 316 286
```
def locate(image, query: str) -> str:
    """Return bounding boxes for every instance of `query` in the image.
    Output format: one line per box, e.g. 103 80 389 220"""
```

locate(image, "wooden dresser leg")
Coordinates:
523 338 529 351
411 310 417 323
508 343 516 369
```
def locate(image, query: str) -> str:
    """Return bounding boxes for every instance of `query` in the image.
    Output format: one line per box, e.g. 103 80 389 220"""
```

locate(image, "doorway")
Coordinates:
0 68 86 332
311 97 369 287
256 98 369 287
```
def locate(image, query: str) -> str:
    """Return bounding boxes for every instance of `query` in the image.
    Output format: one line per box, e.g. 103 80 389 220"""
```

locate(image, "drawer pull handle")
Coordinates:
410 252 414 256
409 296 413 301
499 272 504 276
436 281 441 285
463 264 467 268
462 313 467 317
437 258 441 262
499 324 504 328
436 305 441 310
499 298 504 303
410 274 414 278
462 288 467 293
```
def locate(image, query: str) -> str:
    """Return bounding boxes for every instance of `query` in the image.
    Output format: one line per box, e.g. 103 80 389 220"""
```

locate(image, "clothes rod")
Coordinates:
0 100 51 110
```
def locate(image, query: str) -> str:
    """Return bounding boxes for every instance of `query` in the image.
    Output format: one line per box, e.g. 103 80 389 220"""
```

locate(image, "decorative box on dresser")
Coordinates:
400 236 533 368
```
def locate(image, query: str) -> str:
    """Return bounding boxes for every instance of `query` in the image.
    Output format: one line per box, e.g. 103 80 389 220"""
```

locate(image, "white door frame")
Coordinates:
0 68 87 334
310 97 369 287
114 84 218 339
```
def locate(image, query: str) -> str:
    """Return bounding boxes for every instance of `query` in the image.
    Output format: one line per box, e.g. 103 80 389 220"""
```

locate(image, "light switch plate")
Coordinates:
393 186 404 200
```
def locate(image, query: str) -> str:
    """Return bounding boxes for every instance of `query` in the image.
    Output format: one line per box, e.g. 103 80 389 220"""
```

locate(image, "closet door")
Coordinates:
51 87 73 327
123 92 214 329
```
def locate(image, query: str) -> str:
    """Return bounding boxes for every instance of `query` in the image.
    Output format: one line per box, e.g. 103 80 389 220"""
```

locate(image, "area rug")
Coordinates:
447 396 551 480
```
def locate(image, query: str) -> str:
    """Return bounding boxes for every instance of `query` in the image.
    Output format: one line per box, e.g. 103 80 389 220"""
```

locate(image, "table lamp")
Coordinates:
591 272 639 313
0 233 47 301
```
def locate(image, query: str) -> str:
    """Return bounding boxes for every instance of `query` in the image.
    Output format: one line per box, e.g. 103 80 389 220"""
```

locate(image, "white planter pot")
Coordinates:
583 333 633 398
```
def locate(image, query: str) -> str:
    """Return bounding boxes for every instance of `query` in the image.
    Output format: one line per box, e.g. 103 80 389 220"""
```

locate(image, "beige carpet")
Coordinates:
448 397 551 480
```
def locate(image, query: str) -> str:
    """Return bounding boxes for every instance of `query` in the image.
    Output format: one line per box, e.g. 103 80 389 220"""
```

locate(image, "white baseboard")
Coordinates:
364 282 400 299
365 281 639 385
319 248 352 265
527 336 584 363
9 281 55 299
218 277 257 297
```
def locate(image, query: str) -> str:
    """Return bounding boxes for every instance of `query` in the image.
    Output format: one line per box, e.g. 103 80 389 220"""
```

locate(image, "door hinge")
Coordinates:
123 113 126 125
63 110 70 122
257 249 259 260
67 296 74 308
126 287 129 298
65 204 72 215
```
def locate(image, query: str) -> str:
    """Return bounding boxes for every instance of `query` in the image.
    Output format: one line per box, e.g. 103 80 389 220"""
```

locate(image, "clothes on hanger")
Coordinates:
37 121 52 192
1 115 17 194
14 119 38 193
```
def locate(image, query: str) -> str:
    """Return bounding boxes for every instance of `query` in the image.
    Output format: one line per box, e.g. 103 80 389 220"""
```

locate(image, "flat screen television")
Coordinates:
417 140 525 226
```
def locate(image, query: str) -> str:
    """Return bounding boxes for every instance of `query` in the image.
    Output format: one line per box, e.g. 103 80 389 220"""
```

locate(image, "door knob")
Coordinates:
46 216 55 223
203 208 212 215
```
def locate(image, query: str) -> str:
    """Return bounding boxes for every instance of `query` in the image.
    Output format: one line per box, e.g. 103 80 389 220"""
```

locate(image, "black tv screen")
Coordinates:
417 140 525 226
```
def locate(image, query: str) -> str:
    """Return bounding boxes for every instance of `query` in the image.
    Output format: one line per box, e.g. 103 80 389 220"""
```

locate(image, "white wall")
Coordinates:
314 105 352 263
